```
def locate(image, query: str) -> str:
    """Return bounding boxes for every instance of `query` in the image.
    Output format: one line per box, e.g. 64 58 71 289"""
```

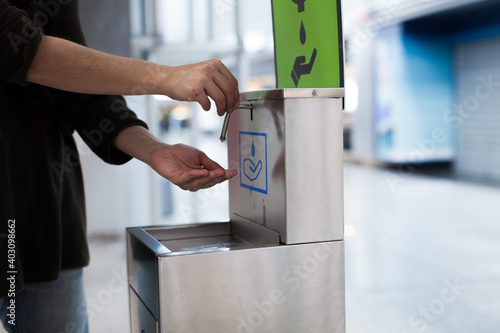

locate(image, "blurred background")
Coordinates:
23 0 499 332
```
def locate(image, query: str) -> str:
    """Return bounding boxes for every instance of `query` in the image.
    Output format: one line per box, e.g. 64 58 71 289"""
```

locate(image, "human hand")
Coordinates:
150 143 238 191
161 59 239 116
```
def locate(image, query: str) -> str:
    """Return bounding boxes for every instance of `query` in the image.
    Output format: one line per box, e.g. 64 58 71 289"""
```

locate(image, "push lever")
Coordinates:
219 104 253 143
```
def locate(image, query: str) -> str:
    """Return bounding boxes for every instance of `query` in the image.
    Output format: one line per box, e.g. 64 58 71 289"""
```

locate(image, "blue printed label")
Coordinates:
239 132 268 194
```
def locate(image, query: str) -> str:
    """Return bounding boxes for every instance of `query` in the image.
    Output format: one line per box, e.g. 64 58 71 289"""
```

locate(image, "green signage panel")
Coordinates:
272 0 344 88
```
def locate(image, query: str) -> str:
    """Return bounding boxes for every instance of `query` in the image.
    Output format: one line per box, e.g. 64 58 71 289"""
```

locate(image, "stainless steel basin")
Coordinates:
127 221 345 333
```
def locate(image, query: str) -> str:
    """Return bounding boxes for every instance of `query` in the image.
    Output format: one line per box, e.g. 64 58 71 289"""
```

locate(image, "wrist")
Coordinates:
114 126 167 165
148 141 171 168
151 64 173 96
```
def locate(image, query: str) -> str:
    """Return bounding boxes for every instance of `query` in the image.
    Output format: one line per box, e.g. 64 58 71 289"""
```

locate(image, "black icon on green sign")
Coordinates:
291 48 317 87
290 0 316 87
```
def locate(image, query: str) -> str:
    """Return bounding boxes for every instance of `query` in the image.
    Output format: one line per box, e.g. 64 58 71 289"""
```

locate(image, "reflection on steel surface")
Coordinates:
128 89 346 333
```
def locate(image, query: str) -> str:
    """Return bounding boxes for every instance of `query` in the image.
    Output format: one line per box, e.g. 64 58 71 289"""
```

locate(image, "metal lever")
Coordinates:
219 104 253 143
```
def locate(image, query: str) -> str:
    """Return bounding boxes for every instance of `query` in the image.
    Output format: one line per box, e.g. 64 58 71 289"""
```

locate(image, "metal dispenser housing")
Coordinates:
127 88 345 333
227 88 344 245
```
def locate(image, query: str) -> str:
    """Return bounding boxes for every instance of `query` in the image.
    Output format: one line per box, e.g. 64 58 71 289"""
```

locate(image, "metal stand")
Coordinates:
127 88 345 333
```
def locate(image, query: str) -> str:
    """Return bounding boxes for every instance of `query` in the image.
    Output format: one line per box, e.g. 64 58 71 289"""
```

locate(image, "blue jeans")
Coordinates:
0 268 89 333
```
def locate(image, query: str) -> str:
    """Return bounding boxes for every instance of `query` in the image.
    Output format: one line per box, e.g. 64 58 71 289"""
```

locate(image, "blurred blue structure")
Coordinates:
347 0 500 182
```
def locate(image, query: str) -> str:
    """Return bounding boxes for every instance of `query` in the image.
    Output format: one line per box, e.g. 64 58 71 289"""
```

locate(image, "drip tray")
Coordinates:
160 235 252 255
141 220 281 257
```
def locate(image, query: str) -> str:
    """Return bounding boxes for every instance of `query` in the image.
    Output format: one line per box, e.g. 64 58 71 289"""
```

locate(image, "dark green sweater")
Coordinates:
0 0 147 297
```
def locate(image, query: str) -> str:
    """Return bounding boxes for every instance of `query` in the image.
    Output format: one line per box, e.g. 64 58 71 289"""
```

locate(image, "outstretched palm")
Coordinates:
150 144 237 191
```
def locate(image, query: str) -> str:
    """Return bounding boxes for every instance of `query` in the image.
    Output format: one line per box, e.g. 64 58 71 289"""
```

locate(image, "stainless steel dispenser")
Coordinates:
127 88 345 333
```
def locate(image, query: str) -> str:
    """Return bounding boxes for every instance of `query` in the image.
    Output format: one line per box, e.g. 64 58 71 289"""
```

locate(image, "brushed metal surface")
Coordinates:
284 97 344 244
146 222 230 244
127 221 281 317
231 219 280 247
127 230 161 318
128 88 346 333
128 223 345 333
227 89 344 244
227 98 287 240
158 240 345 333
239 88 344 101
129 286 158 333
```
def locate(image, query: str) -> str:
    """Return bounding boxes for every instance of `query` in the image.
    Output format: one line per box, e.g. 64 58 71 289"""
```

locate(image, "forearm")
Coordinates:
26 35 239 114
113 126 165 166
26 35 168 96
114 125 237 191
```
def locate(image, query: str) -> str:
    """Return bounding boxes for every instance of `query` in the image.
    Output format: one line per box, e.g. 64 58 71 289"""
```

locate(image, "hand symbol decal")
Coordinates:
291 48 317 87
243 141 263 181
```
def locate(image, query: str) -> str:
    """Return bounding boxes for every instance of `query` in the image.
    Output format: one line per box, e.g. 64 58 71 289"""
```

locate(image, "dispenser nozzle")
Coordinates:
219 104 253 143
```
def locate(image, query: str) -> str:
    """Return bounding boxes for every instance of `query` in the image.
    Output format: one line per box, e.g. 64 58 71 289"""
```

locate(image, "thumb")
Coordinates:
199 152 224 171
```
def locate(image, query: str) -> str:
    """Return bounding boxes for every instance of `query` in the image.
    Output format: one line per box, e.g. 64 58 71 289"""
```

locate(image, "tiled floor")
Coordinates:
4 163 499 332
343 164 500 332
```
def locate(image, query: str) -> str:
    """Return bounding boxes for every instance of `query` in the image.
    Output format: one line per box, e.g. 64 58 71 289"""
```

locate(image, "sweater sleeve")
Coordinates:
0 0 43 85
73 95 149 165
53 0 149 165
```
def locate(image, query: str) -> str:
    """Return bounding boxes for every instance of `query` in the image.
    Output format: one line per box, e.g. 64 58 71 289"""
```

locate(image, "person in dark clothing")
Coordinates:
0 0 239 332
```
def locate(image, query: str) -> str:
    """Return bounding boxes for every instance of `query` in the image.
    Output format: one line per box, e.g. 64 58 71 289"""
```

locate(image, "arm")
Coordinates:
27 36 239 116
114 126 237 191
2 0 237 190
0 0 238 115
49 0 237 189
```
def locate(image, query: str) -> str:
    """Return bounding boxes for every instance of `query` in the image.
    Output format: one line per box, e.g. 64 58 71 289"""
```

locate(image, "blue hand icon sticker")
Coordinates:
243 141 263 181
239 132 268 194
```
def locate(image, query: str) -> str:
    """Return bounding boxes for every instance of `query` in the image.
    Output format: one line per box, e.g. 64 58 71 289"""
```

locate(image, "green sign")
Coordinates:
272 0 344 88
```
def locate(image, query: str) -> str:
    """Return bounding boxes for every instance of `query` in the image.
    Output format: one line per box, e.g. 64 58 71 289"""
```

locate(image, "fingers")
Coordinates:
165 148 237 191
203 81 228 116
171 169 210 188
162 59 238 115
155 143 238 192
210 59 239 110
181 152 237 191
178 169 238 192
186 169 226 191
199 151 224 171
201 59 239 116
188 83 212 111
196 90 212 111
